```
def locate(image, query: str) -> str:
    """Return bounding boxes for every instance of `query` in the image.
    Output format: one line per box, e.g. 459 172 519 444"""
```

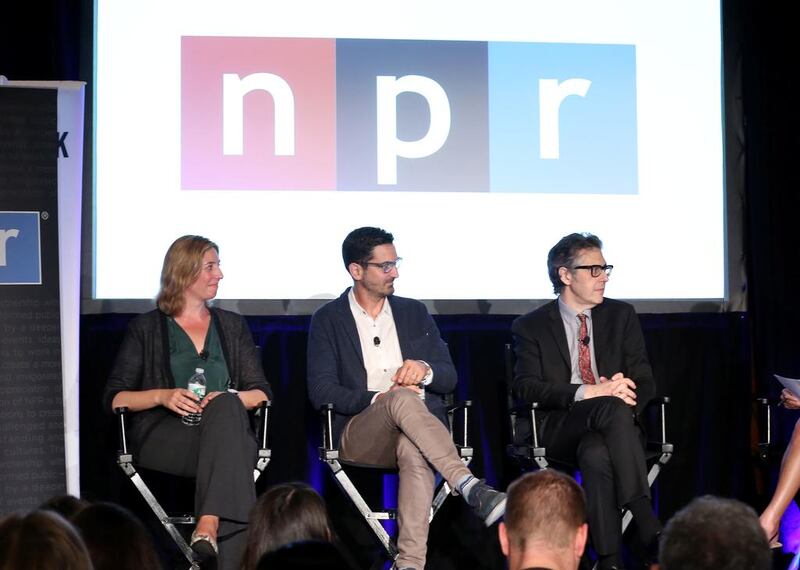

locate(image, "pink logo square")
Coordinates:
181 37 336 190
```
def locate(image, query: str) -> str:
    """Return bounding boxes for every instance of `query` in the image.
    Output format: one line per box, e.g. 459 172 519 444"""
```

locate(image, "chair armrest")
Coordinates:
255 400 272 452
446 400 472 449
755 397 772 460
114 407 130 455
319 403 336 451
642 396 670 446
509 401 544 448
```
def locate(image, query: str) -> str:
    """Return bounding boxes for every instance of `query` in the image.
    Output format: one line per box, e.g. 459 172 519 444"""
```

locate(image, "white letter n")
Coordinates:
222 73 296 156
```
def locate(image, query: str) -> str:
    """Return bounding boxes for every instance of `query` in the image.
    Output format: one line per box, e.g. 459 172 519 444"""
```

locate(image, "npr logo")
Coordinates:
181 37 637 194
0 212 42 285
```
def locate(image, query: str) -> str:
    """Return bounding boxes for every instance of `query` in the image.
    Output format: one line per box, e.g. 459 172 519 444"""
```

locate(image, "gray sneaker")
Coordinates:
465 479 506 526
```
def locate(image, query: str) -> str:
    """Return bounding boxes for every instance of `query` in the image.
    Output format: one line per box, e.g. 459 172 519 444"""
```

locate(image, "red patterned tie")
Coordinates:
577 314 596 384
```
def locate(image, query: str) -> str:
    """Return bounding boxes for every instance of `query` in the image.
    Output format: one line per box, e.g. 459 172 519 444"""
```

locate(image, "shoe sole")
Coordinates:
483 497 506 526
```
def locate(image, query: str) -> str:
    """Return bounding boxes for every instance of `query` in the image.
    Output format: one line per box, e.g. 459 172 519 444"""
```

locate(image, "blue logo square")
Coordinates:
489 43 638 194
0 212 42 285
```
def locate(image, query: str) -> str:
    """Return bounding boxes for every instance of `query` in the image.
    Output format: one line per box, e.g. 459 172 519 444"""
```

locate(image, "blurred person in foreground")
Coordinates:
73 501 163 570
500 470 588 570
242 482 353 570
656 495 769 570
0 510 93 570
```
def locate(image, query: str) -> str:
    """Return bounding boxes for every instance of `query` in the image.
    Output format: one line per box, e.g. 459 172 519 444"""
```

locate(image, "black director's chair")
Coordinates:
115 400 271 570
318 398 472 568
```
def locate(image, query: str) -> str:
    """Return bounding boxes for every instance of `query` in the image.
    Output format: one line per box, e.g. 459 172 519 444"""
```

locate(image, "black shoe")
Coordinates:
190 530 218 561
465 479 506 526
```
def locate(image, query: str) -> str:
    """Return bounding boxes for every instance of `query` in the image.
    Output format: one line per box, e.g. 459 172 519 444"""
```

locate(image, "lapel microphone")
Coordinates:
373 336 381 347
581 336 590 346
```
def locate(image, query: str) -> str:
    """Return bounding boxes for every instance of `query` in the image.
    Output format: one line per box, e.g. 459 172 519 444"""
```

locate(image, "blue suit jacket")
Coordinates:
307 289 457 444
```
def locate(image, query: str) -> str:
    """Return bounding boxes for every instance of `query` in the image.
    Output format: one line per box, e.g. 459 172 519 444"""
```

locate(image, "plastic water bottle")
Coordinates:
182 368 206 426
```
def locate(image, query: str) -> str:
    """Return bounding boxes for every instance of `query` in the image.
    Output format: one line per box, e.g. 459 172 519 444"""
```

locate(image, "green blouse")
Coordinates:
167 317 230 393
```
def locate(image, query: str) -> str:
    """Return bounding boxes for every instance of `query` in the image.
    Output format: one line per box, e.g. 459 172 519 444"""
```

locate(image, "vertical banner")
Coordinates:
0 80 86 510
0 86 63 511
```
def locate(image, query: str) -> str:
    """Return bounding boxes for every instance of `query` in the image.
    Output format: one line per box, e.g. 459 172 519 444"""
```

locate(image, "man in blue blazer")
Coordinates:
307 227 505 570
511 232 660 570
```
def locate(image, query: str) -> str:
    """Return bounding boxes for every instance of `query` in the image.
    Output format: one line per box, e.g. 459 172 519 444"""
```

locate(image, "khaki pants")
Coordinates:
339 389 472 570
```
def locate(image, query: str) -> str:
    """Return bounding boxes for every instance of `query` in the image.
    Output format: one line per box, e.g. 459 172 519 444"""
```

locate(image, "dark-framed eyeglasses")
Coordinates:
572 264 613 278
362 257 403 273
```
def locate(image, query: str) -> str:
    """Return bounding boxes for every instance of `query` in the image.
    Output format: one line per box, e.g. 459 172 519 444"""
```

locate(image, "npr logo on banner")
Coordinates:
0 212 42 285
181 37 637 194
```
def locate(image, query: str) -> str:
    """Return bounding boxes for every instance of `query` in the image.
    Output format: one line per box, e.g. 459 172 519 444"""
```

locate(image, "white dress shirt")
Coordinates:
348 288 404 394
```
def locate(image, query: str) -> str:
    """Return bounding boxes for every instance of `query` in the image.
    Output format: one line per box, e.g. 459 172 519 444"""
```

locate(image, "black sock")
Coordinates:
625 496 662 545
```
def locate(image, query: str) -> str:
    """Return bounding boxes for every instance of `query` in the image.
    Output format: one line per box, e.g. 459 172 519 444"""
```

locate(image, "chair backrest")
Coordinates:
504 342 523 443
504 342 515 407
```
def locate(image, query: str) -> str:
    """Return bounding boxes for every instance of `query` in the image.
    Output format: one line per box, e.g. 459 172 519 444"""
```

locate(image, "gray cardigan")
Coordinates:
103 308 272 442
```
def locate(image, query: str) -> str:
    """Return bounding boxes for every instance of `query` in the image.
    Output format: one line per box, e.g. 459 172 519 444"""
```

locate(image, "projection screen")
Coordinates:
93 0 725 311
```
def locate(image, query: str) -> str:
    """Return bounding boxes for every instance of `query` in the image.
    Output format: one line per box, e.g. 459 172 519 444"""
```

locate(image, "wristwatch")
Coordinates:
418 360 433 386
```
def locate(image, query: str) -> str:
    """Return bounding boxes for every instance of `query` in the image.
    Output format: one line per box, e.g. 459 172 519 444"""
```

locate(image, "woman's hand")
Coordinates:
156 388 203 416
781 389 800 410
199 391 226 409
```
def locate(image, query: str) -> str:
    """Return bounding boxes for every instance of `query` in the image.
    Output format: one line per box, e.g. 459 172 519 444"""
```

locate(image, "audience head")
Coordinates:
156 234 219 315
658 495 770 570
256 540 353 570
39 494 90 520
242 482 334 570
547 232 603 294
0 510 93 570
500 470 587 570
73 502 162 570
341 227 394 271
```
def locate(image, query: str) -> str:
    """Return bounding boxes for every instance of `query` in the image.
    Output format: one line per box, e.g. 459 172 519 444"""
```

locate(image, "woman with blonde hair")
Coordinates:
104 235 272 569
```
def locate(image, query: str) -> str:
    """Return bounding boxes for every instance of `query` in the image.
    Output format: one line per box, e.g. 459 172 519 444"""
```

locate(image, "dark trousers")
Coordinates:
135 393 257 570
541 396 650 556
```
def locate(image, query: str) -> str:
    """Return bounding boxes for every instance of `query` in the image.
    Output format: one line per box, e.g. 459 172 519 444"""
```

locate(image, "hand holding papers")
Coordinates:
774 375 800 409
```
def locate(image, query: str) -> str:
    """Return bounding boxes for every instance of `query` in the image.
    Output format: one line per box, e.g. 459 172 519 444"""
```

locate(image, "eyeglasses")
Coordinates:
572 264 614 278
362 257 403 273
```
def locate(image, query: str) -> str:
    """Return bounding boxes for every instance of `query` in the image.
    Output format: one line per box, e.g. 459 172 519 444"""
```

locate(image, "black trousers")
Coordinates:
135 393 257 570
541 396 650 556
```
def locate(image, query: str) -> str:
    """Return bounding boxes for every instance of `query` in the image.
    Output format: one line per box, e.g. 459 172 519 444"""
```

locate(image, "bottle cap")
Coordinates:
195 368 204 374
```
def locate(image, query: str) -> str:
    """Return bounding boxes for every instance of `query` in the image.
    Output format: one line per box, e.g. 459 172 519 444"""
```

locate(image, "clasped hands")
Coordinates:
584 372 637 407
158 388 224 416
376 359 430 398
